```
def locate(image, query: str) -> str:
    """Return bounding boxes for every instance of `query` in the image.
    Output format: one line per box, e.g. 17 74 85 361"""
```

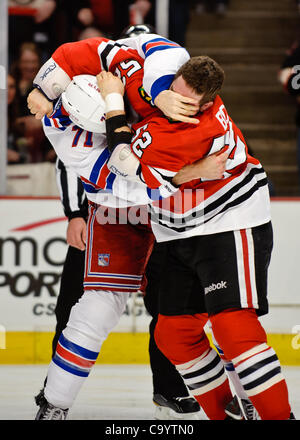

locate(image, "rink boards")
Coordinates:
0 196 300 365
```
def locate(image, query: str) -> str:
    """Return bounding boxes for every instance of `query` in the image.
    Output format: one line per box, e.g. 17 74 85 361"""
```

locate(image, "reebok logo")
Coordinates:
204 281 227 295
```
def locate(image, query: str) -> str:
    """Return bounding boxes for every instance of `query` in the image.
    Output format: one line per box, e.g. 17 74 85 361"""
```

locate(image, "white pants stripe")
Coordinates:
234 228 258 309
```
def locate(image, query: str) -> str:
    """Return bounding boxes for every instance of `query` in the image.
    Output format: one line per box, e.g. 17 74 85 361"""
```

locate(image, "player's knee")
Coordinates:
210 308 267 360
155 314 210 365
64 290 128 351
154 314 174 357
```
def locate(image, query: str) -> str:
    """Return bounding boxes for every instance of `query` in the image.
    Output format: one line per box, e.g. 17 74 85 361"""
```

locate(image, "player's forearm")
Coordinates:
33 39 105 101
172 149 229 185
172 162 199 185
105 111 138 178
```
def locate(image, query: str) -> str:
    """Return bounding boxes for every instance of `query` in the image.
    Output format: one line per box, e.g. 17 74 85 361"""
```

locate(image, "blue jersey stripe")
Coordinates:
58 334 98 361
89 148 110 184
105 172 116 190
53 356 89 377
87 273 143 280
150 74 174 102
147 187 163 201
81 181 100 194
145 45 180 57
43 116 52 127
141 37 179 55
84 282 141 289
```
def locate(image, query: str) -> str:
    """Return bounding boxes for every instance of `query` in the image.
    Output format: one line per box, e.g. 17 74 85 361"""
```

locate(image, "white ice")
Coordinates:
0 365 299 420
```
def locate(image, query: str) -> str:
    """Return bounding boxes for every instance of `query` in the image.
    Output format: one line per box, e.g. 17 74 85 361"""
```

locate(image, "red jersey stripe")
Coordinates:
96 163 110 188
240 229 253 308
56 342 95 368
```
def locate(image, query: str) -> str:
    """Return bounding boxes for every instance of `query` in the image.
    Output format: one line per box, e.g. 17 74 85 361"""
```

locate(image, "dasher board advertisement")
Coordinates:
0 197 150 333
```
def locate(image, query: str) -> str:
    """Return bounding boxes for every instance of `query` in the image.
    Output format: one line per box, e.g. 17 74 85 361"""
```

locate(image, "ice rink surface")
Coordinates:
0 364 299 421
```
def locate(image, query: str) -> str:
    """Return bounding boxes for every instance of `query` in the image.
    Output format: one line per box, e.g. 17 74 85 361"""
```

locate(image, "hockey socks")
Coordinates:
176 348 233 420
210 308 291 420
45 290 129 409
231 344 290 420
155 314 233 420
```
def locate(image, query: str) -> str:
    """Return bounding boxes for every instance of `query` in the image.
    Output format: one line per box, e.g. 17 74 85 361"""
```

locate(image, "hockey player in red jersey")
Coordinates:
96 58 293 420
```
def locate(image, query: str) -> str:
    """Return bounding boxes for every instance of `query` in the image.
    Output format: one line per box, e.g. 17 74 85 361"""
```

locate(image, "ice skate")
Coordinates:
225 395 259 420
153 394 201 420
35 394 68 420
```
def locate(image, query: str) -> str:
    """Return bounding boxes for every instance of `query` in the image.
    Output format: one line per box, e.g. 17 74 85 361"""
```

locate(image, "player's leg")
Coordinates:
35 245 86 406
35 204 155 419
200 222 292 420
210 308 291 420
39 289 129 413
153 241 233 420
144 241 200 419
155 313 232 420
51 245 86 356
211 326 259 420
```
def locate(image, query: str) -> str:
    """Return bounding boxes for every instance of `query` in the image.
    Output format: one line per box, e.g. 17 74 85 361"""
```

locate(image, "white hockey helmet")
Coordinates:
61 74 106 133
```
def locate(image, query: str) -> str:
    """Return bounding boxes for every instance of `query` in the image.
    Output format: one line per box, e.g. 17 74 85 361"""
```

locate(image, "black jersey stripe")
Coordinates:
243 366 282 391
154 167 266 225
182 353 221 380
56 159 71 217
56 159 88 219
100 42 128 71
238 354 279 380
150 167 266 225
187 367 225 390
149 173 268 232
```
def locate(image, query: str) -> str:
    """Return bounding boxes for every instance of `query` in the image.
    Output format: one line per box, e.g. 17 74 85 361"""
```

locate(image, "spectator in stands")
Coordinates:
10 42 47 162
57 1 189 46
125 0 191 47
7 74 30 164
278 39 300 190
83 0 189 46
83 0 151 40
9 0 57 63
78 26 106 41
53 0 92 43
11 42 42 113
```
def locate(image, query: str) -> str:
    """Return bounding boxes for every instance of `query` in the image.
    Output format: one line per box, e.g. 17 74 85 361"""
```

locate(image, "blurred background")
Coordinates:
1 1 300 375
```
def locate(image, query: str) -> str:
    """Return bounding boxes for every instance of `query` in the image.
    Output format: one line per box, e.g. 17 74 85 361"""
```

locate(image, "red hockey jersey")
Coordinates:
130 96 271 241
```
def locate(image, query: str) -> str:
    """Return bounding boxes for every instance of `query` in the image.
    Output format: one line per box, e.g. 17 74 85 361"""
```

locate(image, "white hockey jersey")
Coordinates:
43 100 150 208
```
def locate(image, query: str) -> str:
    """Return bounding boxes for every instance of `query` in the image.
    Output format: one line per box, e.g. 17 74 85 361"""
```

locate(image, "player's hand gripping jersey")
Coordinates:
129 96 271 241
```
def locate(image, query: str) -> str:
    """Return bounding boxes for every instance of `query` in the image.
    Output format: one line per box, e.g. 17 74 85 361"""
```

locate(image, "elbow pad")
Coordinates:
33 57 71 101
107 144 141 181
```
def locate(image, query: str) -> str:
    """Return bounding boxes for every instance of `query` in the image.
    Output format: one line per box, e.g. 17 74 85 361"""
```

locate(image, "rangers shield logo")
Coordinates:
98 253 110 266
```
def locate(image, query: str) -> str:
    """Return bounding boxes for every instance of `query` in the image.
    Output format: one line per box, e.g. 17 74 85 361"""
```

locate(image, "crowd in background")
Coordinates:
7 0 300 191
7 0 233 165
